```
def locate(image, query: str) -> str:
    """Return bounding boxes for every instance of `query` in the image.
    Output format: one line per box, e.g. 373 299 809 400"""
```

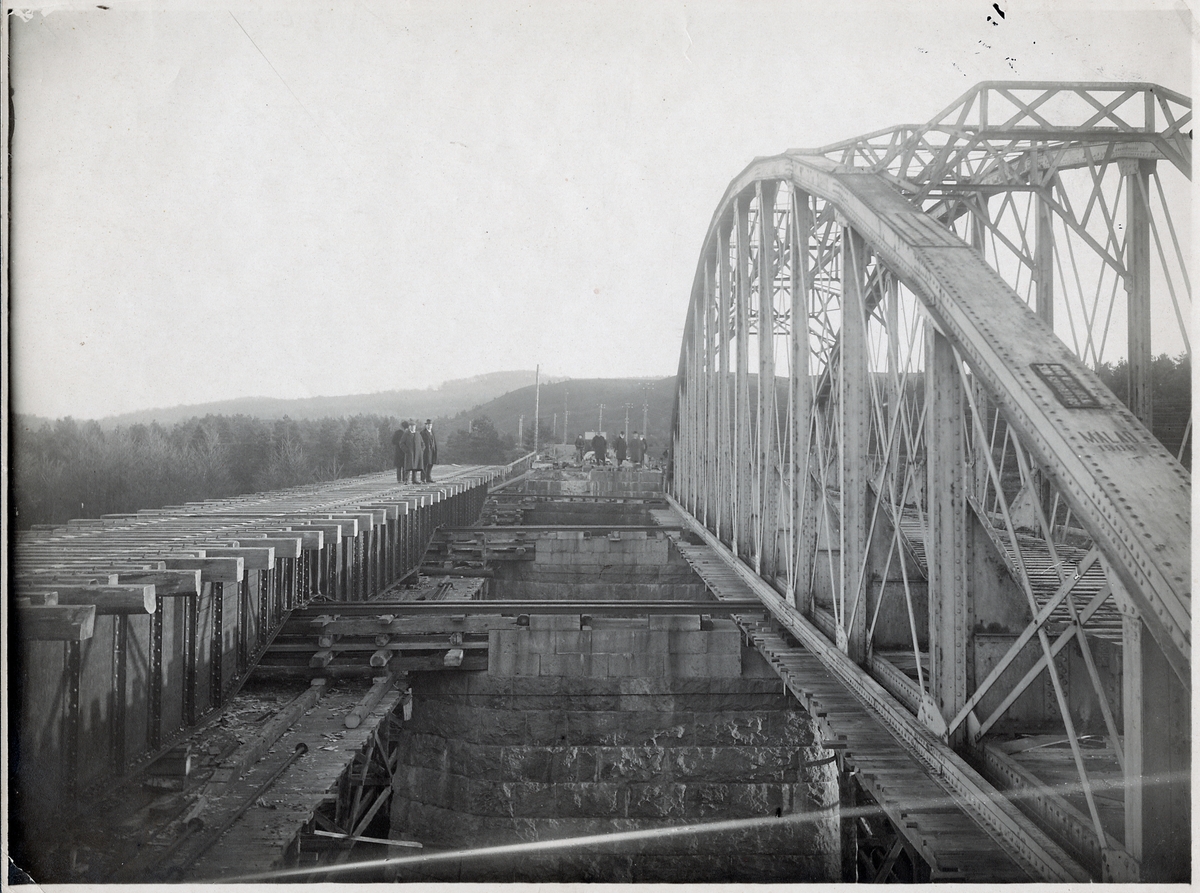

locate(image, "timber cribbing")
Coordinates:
13 456 533 830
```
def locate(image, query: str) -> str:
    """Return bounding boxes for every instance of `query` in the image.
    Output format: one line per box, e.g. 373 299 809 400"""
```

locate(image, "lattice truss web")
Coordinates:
817 83 1191 451
671 82 1190 874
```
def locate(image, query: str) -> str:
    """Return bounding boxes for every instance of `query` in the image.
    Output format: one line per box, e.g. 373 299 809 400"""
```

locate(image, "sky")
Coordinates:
8 0 1194 420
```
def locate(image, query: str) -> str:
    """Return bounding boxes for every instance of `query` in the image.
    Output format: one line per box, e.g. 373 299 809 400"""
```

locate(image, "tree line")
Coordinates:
1094 352 1191 465
10 356 1187 530
11 413 522 529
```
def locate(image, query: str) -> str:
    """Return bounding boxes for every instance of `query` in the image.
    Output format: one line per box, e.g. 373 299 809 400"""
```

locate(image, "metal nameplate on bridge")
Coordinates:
1030 363 1102 409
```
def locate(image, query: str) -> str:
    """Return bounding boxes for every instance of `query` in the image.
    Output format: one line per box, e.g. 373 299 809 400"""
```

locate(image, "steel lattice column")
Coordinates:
1123 158 1155 429
735 194 753 559
757 181 779 578
925 324 970 743
791 187 815 612
840 227 870 663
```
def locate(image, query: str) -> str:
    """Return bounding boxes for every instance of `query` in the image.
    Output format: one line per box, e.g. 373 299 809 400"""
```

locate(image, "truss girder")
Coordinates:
805 82 1192 186
672 82 1190 882
674 150 1189 681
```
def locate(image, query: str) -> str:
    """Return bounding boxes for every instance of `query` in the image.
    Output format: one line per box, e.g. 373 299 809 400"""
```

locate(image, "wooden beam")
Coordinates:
200 546 276 570
369 649 393 668
237 536 303 560
18 604 96 641
46 584 157 615
345 674 395 729
117 569 202 596
162 556 244 583
322 516 362 536
272 528 324 551
291 523 343 545
206 679 327 795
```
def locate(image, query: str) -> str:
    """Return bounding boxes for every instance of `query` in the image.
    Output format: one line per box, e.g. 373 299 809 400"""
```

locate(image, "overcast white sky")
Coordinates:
8 0 1194 419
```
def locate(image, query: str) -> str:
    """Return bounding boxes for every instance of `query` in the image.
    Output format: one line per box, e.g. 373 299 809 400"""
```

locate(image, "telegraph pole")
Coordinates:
533 365 541 454
598 403 604 433
563 389 570 444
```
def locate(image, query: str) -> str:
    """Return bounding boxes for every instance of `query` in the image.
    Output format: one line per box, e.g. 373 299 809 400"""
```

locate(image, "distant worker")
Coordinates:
409 420 424 481
630 431 646 467
392 421 419 483
420 419 438 483
614 431 627 466
575 434 585 464
591 431 607 465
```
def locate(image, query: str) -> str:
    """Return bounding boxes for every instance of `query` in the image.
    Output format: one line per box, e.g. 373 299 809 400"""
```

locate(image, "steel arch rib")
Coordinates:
676 152 1190 684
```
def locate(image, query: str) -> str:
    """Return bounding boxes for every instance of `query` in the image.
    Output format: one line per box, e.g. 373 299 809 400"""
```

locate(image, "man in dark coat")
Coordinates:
614 431 627 466
392 421 418 483
420 419 438 483
575 434 585 464
629 431 646 466
393 424 412 484
590 432 607 465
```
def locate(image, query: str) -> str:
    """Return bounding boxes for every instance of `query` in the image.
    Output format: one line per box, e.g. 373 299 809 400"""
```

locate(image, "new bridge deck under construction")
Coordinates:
10 79 1191 884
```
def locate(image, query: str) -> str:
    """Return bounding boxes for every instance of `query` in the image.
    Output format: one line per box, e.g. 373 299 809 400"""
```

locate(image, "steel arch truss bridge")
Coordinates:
670 82 1190 882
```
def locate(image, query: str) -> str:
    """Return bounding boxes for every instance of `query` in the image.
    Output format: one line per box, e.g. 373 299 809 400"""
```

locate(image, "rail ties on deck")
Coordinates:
12 458 533 833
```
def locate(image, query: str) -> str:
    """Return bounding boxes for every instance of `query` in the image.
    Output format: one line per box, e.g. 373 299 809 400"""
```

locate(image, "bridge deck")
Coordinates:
182 685 404 881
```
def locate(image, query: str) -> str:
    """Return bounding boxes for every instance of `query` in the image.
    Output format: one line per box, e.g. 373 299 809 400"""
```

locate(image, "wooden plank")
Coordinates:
118 569 202 596
19 604 97 641
207 680 327 795
201 546 276 570
49 585 157 615
163 557 244 584
238 536 303 560
291 523 342 545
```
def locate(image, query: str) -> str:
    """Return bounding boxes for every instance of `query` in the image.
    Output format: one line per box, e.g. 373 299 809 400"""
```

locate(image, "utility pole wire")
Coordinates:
228 13 350 172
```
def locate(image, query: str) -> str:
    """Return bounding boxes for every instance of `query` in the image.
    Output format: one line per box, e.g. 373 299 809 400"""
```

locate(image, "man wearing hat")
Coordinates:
392 420 418 483
420 419 439 483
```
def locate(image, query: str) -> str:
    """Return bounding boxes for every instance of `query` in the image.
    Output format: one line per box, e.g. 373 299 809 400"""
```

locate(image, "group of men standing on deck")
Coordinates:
392 419 438 483
574 430 649 467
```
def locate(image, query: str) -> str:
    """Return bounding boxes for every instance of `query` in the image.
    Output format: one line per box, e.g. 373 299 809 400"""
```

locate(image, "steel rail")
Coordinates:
180 742 310 874
297 599 765 617
438 525 681 533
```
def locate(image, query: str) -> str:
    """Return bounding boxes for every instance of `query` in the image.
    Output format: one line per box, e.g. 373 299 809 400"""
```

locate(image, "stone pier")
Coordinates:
388 616 840 882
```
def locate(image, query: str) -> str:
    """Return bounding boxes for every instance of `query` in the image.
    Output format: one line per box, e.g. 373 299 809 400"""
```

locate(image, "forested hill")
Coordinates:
443 377 678 451
11 375 678 530
98 370 554 426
